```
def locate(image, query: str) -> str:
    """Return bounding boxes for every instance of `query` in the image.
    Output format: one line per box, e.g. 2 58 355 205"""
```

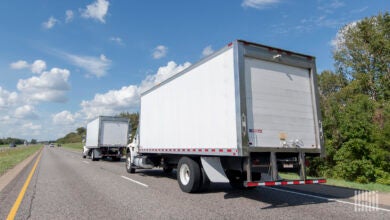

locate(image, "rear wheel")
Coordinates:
126 152 136 173
177 157 201 193
91 150 99 161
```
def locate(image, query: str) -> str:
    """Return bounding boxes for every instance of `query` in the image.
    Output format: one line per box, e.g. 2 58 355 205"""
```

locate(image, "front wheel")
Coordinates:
177 157 201 193
125 152 136 173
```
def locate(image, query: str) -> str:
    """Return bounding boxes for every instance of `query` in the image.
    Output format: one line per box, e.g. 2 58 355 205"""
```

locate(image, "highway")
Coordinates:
0 146 389 219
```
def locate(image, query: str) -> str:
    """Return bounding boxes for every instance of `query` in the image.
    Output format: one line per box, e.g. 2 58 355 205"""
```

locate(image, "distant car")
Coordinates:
9 143 16 147
49 143 55 147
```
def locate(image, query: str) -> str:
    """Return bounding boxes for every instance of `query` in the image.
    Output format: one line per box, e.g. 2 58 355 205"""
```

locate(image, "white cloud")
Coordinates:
10 59 47 74
52 110 76 124
318 0 345 13
17 68 71 103
31 60 47 74
139 61 191 93
80 61 191 119
65 10 74 23
22 122 42 131
242 0 280 9
81 0 110 23
0 87 18 108
152 45 168 59
10 60 29 69
81 85 139 119
14 105 38 119
110 37 124 45
42 16 58 29
202 45 214 57
63 52 111 78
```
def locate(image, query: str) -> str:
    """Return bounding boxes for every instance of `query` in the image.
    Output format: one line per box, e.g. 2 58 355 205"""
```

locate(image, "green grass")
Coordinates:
279 172 390 192
0 145 42 176
61 142 83 151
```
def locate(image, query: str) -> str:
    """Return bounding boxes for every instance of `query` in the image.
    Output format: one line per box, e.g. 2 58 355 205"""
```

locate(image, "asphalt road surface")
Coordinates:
0 146 389 219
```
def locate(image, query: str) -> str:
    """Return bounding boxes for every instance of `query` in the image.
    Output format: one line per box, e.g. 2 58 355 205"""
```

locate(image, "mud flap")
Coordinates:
200 157 229 183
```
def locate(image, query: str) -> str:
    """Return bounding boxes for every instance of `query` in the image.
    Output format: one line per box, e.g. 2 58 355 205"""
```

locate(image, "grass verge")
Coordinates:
0 145 42 176
279 172 390 192
61 142 83 151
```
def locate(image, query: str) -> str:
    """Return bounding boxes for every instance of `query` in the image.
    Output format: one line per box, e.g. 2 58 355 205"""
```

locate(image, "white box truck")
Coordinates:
83 116 129 161
126 40 325 192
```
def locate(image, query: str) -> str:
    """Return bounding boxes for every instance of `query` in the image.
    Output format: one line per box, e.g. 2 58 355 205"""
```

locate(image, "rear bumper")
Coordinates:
245 179 326 187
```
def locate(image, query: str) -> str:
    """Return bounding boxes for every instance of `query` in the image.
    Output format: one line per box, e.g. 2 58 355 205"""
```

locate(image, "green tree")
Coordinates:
319 12 390 184
76 127 86 136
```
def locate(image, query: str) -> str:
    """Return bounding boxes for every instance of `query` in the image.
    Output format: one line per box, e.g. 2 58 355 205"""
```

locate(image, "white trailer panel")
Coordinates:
85 117 100 147
101 121 129 146
140 48 238 153
245 58 317 149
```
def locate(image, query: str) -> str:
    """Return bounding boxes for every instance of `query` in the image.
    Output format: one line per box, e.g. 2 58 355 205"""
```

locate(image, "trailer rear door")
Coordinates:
245 58 318 149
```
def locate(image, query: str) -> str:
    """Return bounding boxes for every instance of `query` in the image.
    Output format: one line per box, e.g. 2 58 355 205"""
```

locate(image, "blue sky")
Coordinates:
0 0 389 141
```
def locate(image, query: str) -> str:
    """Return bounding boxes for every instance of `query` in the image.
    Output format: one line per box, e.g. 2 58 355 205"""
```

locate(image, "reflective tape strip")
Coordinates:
138 147 239 156
246 179 326 187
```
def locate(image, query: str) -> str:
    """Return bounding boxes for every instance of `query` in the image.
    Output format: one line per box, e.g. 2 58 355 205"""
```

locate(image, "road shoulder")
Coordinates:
0 149 41 192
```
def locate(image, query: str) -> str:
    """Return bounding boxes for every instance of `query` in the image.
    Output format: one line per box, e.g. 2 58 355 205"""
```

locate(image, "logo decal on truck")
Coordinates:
249 128 263 133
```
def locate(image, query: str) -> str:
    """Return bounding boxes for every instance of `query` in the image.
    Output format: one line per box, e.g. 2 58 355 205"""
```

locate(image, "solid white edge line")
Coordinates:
265 187 390 212
121 176 149 188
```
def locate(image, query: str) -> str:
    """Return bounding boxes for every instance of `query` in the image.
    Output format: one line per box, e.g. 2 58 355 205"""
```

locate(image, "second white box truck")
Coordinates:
126 40 326 192
83 116 129 161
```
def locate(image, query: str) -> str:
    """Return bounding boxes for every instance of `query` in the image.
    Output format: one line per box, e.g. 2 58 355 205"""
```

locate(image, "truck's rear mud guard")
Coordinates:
244 179 326 187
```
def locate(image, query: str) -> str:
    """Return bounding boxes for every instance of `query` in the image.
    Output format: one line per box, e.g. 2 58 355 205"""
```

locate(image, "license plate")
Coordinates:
283 164 293 168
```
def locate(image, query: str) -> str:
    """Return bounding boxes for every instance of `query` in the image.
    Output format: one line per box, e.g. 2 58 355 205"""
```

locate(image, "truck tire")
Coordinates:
126 152 136 173
91 150 99 161
177 157 201 193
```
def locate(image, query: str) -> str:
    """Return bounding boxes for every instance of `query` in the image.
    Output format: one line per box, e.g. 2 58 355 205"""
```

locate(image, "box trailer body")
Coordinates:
83 116 129 161
126 40 325 192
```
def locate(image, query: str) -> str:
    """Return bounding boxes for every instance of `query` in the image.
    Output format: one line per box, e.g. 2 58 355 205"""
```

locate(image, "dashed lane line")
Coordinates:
121 176 149 188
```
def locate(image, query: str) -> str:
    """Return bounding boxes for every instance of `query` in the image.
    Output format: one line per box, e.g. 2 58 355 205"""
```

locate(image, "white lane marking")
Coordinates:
121 176 149 188
82 161 89 164
266 187 390 212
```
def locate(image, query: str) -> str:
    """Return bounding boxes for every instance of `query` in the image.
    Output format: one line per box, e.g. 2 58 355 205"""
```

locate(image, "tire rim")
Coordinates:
179 164 190 185
127 156 131 169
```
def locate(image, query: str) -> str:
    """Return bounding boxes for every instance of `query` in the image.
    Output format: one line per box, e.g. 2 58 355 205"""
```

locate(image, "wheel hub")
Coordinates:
179 164 190 185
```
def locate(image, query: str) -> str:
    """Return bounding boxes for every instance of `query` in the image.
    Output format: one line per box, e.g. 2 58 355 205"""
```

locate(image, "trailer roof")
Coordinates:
237 39 315 60
141 39 315 96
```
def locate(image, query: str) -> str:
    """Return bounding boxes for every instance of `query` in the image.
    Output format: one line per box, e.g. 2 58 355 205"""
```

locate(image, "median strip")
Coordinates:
7 149 43 220
121 176 148 188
